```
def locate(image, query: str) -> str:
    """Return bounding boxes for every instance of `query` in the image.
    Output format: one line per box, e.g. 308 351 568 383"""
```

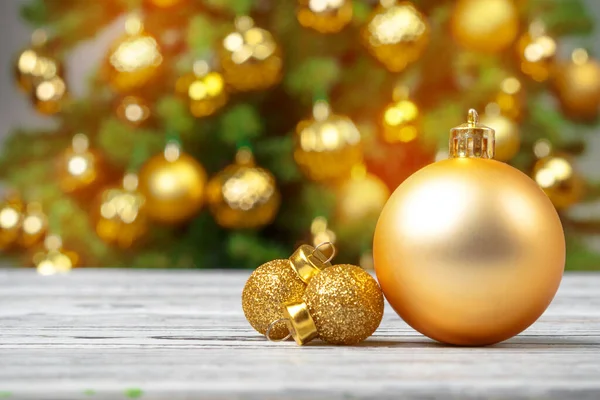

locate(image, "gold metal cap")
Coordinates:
449 109 495 159
289 244 332 284
282 301 318 345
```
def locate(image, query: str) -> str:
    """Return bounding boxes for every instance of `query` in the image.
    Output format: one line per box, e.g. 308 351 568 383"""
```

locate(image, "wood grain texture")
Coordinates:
0 269 599 400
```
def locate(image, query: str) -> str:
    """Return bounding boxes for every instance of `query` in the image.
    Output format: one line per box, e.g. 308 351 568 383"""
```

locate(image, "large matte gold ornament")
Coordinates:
218 16 282 91
15 30 63 93
175 60 228 118
138 143 207 224
207 149 280 229
297 0 353 33
294 101 362 182
533 155 585 209
374 110 565 346
362 0 429 72
451 0 518 53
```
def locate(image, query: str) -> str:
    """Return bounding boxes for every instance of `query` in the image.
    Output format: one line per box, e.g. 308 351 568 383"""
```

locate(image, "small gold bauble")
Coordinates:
33 235 79 275
381 87 421 143
56 134 106 195
516 21 557 82
374 110 565 346
336 166 390 223
480 107 520 162
553 49 600 120
15 30 63 93
451 0 518 53
17 202 48 249
92 174 148 248
297 0 353 33
138 143 207 224
362 0 429 72
116 96 152 127
207 149 280 229
175 60 228 118
218 16 282 92
31 75 67 115
495 76 525 122
533 155 585 209
104 16 163 93
0 195 24 250
294 101 362 182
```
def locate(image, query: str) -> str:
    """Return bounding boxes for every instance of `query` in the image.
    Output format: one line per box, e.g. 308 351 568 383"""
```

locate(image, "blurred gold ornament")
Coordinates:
31 75 67 115
310 216 336 251
374 110 565 346
362 0 429 72
207 148 280 229
294 100 362 182
533 155 585 209
495 76 525 121
104 16 163 93
283 264 384 345
0 195 24 250
553 49 600 120
56 134 107 195
219 16 282 91
480 104 520 162
17 202 48 249
242 244 332 340
516 21 557 82
381 86 421 143
144 0 184 7
451 0 518 53
92 173 148 248
116 96 151 127
33 235 79 276
15 30 63 93
138 142 207 224
176 60 228 118
336 165 390 223
297 0 353 33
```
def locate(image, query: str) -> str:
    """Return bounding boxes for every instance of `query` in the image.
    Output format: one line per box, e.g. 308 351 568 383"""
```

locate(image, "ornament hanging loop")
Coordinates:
265 318 292 342
312 241 336 264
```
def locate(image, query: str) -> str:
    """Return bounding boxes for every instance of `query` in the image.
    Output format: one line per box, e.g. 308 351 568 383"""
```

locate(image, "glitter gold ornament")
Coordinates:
362 0 429 72
480 104 520 162
56 134 107 195
381 86 421 143
242 244 333 339
283 264 384 345
335 165 390 223
104 16 163 93
451 0 518 53
175 60 228 118
31 75 67 115
494 76 525 122
533 155 584 209
0 195 24 250
516 21 557 82
15 30 63 94
374 110 565 346
138 142 207 224
207 148 280 229
33 235 79 276
553 49 600 120
116 96 151 127
92 173 148 248
294 100 362 182
297 0 353 33
219 16 282 92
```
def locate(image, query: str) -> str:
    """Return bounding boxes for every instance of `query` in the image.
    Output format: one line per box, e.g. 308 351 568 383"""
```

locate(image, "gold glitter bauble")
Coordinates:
303 264 384 345
31 75 67 115
451 0 518 53
33 235 79 276
207 149 280 229
336 166 390 224
381 87 421 143
56 134 107 195
15 31 63 93
362 0 429 72
297 0 353 33
0 195 24 250
104 16 163 93
218 16 283 91
553 49 600 121
116 96 152 127
533 155 585 209
495 76 525 122
294 101 362 182
175 61 228 118
374 110 565 346
92 174 148 248
516 22 556 83
138 143 207 224
480 111 520 162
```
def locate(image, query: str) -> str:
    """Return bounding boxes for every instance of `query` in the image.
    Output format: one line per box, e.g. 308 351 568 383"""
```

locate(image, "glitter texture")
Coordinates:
242 259 306 339
304 264 384 345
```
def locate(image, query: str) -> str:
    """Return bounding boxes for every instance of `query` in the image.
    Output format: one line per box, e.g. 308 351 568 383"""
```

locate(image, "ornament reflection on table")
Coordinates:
362 0 429 73
516 21 557 83
175 60 228 118
297 0 353 33
56 134 106 195
374 109 565 346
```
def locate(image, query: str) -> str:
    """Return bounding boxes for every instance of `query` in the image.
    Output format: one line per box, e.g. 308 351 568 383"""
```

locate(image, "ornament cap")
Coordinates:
289 244 332 284
449 109 495 159
282 301 318 345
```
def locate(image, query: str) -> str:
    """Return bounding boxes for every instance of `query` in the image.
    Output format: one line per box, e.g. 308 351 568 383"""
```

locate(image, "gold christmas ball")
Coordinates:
175 61 228 118
17 202 48 249
92 174 148 248
480 109 520 162
362 0 429 72
56 134 107 195
451 0 518 53
381 87 421 143
495 76 525 122
303 264 384 345
218 16 282 92
104 16 163 93
516 21 557 82
31 75 67 115
116 96 151 127
0 195 24 250
374 110 565 346
33 235 79 276
336 166 390 223
15 30 63 93
207 149 280 229
294 101 362 182
553 49 600 120
138 143 207 224
144 0 184 7
533 155 585 209
297 0 353 33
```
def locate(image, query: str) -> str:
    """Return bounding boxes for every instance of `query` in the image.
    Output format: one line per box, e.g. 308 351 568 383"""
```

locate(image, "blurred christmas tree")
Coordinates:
2 0 600 271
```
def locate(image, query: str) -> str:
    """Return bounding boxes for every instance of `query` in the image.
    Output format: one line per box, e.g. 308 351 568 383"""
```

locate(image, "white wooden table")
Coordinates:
0 269 599 400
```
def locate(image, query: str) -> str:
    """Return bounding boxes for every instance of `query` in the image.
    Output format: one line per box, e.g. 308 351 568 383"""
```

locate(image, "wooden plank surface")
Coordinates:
0 269 599 400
